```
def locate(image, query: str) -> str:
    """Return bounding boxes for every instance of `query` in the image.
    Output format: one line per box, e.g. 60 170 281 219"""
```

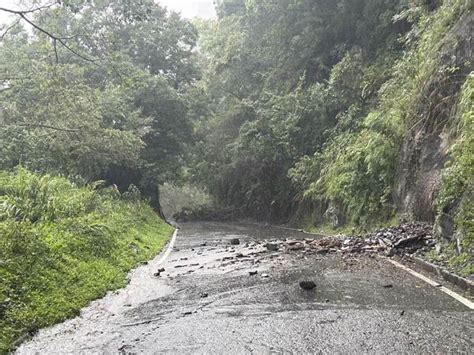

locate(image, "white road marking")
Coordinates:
387 258 474 310
157 228 178 265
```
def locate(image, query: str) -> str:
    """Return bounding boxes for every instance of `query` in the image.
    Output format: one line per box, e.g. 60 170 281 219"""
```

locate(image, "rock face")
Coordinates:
324 202 345 228
395 131 447 223
393 13 473 238
287 14 473 245
435 212 455 240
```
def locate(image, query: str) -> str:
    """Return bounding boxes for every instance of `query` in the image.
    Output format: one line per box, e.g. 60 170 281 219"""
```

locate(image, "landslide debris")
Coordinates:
250 223 435 257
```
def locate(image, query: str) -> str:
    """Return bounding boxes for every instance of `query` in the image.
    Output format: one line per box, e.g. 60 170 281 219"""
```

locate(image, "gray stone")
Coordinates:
265 243 279 251
299 281 316 290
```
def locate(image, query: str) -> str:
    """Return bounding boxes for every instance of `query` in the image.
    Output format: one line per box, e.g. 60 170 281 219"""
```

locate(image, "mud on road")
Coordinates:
17 222 473 354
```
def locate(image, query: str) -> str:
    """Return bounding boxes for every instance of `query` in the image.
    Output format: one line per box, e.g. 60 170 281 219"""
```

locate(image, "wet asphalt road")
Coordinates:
17 222 473 354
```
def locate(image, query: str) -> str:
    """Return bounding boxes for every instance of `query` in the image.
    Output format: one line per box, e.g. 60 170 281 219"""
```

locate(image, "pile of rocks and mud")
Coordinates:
240 222 435 257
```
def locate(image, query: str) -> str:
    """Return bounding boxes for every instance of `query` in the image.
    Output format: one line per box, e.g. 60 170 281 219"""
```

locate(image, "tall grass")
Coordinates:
0 168 173 352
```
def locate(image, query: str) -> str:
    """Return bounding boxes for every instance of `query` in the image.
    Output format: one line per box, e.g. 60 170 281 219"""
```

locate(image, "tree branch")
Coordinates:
53 38 59 64
0 5 100 63
0 3 58 15
18 13 76 40
0 17 21 41
18 13 99 63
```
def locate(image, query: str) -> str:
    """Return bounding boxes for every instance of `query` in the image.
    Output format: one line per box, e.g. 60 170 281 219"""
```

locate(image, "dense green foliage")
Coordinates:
435 74 473 274
191 0 473 232
0 0 200 209
0 168 173 352
292 0 472 226
0 2 192 350
191 0 410 221
0 1 472 348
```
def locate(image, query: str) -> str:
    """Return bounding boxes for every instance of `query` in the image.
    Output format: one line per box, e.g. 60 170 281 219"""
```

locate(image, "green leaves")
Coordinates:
0 0 200 201
0 168 173 352
192 0 413 221
437 74 474 243
0 63 143 179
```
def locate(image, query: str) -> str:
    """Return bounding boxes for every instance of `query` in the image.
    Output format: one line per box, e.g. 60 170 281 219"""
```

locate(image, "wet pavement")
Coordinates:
17 222 474 354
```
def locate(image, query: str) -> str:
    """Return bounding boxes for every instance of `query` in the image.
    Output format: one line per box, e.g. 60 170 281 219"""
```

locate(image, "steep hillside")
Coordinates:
290 1 473 233
394 11 472 224
191 0 473 263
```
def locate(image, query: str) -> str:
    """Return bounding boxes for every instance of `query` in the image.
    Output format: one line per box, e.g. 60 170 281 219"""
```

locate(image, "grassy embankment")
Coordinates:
0 168 173 352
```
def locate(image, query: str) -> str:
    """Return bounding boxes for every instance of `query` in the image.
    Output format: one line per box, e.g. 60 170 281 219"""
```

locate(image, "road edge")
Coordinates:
402 254 474 296
386 258 474 310
157 228 179 265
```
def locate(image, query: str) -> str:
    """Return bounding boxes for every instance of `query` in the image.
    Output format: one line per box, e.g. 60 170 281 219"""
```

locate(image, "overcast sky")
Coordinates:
159 0 216 19
0 0 216 25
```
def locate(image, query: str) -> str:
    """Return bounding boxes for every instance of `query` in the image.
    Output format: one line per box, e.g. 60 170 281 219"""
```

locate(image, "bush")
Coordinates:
0 168 173 352
437 74 473 261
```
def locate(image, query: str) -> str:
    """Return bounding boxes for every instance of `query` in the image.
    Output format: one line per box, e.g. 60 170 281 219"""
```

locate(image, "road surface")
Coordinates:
17 222 473 354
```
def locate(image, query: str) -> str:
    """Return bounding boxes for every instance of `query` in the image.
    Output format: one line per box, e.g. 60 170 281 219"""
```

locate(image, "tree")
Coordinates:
0 0 200 213
191 0 411 221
